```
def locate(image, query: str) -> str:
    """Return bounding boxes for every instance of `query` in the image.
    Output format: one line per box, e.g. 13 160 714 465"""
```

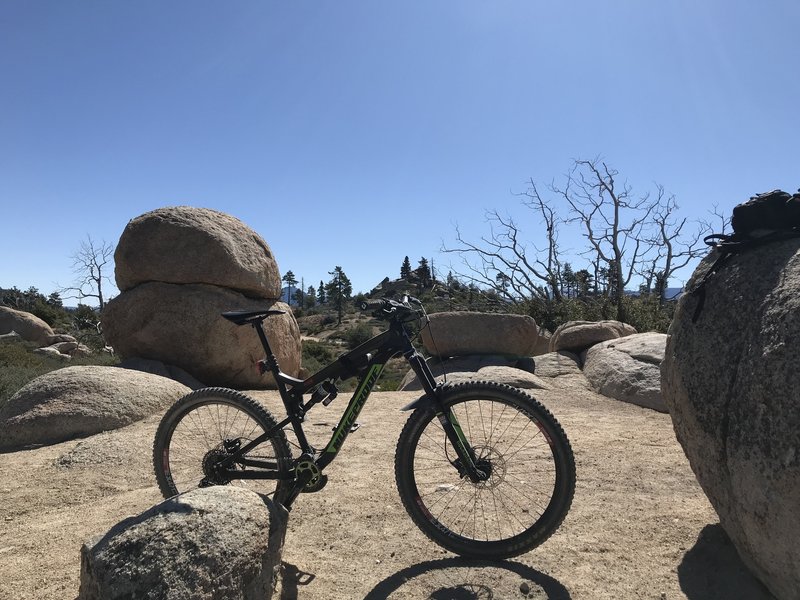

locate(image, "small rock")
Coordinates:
520 581 531 594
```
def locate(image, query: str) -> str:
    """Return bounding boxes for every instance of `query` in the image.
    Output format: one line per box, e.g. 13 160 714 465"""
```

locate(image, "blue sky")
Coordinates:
2 1 798 301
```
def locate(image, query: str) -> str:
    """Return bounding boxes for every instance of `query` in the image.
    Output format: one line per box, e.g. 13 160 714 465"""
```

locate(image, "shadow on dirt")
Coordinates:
678 524 775 600
280 562 316 600
362 557 571 600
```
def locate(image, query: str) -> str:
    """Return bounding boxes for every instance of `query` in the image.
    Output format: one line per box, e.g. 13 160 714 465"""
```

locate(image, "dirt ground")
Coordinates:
0 384 776 599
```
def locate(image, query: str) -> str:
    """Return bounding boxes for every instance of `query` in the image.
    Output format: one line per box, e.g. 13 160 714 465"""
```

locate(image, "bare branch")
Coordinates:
59 236 115 310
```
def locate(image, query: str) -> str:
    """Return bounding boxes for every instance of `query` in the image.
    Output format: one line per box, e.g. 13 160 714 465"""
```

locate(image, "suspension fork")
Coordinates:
405 350 487 483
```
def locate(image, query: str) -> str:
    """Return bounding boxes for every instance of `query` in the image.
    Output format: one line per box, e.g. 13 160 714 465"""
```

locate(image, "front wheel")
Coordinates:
395 381 575 559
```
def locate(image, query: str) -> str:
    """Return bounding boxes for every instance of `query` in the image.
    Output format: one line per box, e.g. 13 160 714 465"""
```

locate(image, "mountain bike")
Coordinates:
153 296 576 559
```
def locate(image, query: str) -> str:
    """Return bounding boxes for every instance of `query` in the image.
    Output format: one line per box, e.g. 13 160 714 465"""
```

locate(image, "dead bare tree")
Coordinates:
60 236 114 310
645 186 709 305
700 202 731 236
441 181 563 304
552 158 655 321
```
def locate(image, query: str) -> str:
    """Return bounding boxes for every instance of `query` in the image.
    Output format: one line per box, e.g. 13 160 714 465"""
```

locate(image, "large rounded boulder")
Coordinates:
583 332 667 412
549 320 636 353
0 306 74 347
420 311 539 358
78 486 288 600
102 283 300 389
114 206 282 298
398 355 549 391
0 366 190 451
662 238 800 599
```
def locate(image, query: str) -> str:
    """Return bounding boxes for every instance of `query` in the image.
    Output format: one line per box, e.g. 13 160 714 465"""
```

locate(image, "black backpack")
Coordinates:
730 189 800 236
690 189 800 321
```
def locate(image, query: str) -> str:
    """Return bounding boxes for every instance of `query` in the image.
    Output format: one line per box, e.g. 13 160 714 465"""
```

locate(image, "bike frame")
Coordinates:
217 312 483 506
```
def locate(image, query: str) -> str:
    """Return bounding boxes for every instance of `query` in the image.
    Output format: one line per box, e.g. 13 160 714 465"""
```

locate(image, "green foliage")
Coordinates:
0 341 119 409
620 295 675 333
342 322 374 350
325 266 353 325
400 256 412 280
304 286 316 309
1 286 71 328
415 257 432 287
374 357 408 391
522 295 675 333
69 304 108 351
300 339 337 374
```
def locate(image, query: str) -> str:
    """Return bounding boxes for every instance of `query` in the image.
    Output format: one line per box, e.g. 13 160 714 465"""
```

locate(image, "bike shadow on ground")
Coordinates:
678 524 775 600
360 557 571 600
280 562 316 600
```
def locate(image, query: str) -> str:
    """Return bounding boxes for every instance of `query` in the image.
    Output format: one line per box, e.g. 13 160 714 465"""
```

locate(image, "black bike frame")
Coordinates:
217 313 482 505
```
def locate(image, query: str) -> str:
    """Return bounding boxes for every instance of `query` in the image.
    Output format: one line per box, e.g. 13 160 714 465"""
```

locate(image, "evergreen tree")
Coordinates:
282 270 298 304
495 272 511 290
305 285 316 309
561 263 575 298
415 257 432 288
325 266 352 325
400 256 412 280
1 286 67 326
446 271 461 290
317 280 326 304
574 269 593 298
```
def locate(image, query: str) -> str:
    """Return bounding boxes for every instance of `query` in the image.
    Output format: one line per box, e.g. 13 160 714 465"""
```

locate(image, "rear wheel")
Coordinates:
153 387 292 502
395 381 575 559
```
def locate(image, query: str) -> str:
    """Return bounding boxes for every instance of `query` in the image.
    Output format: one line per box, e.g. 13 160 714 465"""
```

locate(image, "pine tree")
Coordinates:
575 269 593 298
305 285 316 308
325 266 352 325
282 270 298 304
317 280 326 304
415 257 431 288
561 263 575 298
400 256 412 280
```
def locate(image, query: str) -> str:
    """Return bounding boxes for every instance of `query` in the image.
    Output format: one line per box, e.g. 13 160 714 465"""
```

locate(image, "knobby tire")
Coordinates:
394 381 575 559
153 387 293 503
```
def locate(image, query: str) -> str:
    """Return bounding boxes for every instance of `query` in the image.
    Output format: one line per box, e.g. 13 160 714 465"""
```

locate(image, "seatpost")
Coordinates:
252 320 281 377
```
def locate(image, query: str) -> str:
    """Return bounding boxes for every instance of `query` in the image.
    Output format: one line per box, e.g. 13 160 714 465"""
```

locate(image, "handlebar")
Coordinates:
358 295 424 322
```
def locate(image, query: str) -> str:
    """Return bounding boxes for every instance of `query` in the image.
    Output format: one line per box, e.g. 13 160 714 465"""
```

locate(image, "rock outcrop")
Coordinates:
103 206 301 388
0 306 74 347
399 354 550 391
398 351 591 391
532 326 552 356
583 332 667 412
662 237 800 599
420 311 539 357
103 283 299 389
549 320 636 353
118 357 206 389
0 366 189 451
78 486 287 600
529 351 590 389
114 206 282 298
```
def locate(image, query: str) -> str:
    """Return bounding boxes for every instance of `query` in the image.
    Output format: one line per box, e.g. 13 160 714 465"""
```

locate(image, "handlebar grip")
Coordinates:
359 299 388 312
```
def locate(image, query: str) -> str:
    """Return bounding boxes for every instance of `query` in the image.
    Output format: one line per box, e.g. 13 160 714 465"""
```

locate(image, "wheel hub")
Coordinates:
472 446 506 489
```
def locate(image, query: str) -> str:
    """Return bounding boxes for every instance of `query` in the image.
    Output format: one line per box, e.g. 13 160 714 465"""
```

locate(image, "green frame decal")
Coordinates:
324 363 385 454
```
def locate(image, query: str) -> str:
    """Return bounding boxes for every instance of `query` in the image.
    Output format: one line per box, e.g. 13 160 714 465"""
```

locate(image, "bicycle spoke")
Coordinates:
409 396 559 544
161 399 283 498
